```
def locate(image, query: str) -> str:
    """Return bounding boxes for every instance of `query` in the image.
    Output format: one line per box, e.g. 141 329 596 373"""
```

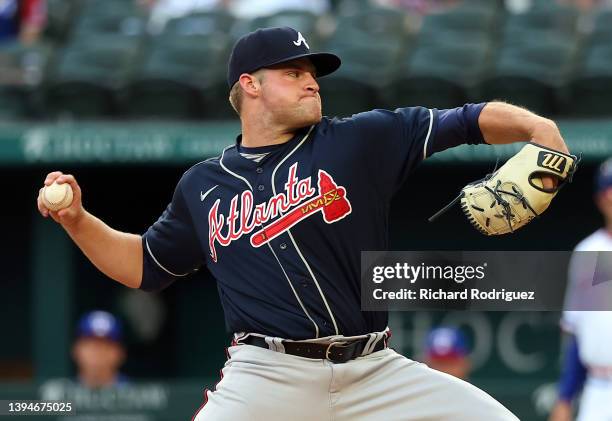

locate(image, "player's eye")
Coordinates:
287 71 299 78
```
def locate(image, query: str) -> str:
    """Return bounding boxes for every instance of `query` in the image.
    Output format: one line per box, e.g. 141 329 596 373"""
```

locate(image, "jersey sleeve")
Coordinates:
140 177 202 292
349 103 486 197
557 335 588 402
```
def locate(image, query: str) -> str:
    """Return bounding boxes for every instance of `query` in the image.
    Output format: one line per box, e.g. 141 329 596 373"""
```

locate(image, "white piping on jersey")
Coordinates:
271 125 340 336
422 108 434 160
219 143 321 338
267 242 320 338
220 145 253 191
145 238 191 277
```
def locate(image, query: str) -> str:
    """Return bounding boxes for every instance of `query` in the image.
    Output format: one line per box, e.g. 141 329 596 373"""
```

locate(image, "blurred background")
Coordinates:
2 0 612 419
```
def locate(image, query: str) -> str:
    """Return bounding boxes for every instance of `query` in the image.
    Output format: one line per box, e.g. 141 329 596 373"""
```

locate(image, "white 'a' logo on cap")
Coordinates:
293 32 309 49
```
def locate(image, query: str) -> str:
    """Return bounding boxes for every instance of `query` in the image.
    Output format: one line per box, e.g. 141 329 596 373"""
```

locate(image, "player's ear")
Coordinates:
239 73 261 99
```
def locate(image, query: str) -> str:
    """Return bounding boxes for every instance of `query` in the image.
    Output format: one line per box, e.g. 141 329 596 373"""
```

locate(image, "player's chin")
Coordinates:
295 106 322 126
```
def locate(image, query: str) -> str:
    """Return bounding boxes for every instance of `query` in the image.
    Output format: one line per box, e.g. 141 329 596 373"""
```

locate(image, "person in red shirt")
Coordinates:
0 0 46 44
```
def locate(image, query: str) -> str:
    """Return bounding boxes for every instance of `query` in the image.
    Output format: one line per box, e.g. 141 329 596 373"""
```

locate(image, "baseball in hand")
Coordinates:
42 181 73 211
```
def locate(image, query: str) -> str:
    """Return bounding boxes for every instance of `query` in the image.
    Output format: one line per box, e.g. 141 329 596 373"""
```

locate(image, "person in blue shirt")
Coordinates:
72 311 128 388
38 26 570 420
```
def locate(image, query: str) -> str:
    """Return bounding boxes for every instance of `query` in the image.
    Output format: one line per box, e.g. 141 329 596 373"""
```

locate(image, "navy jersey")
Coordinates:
142 104 487 340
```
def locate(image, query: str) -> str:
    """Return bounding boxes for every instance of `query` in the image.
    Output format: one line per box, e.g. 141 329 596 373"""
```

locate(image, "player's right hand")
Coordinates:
37 171 85 228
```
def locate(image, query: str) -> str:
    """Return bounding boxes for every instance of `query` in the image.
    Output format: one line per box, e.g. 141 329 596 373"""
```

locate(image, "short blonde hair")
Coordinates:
228 70 265 116
229 82 243 115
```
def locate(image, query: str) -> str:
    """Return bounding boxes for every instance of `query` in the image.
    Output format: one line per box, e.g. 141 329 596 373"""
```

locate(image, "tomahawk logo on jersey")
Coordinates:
208 164 352 261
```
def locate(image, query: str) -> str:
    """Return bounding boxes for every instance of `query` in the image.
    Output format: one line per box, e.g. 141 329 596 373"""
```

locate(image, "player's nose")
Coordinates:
304 72 319 94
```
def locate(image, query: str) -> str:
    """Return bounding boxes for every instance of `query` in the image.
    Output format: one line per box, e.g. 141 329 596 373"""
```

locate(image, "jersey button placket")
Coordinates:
257 184 265 191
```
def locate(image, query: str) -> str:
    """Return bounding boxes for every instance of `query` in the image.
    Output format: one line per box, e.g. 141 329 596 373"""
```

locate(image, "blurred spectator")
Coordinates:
0 0 46 44
506 0 612 13
557 0 612 11
227 0 330 20
422 327 471 380
372 0 460 15
141 0 227 34
144 0 330 34
72 311 128 388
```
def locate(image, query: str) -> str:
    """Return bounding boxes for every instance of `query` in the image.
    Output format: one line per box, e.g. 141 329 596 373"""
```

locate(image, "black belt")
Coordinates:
240 335 387 364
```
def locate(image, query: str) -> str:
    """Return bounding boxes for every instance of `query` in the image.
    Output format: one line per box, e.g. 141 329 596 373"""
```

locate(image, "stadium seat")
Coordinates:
44 0 77 42
45 36 140 118
71 8 147 40
77 0 143 19
0 42 51 119
246 10 320 34
566 44 612 117
589 8 612 47
479 39 576 116
331 7 412 45
419 3 500 43
163 10 236 37
127 34 231 119
501 5 578 47
318 37 403 118
382 40 490 110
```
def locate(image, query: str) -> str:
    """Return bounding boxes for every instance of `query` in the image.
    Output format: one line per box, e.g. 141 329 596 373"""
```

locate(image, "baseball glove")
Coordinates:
429 143 579 235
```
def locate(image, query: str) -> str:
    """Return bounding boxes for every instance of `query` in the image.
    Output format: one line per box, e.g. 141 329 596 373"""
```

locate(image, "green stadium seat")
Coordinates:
589 9 612 47
237 10 323 48
127 34 231 119
43 0 77 42
382 41 490 110
318 38 402 117
331 7 412 44
78 0 143 18
71 9 147 40
501 5 578 47
566 44 612 117
45 36 140 118
163 10 236 37
419 3 499 42
0 42 51 119
479 39 576 116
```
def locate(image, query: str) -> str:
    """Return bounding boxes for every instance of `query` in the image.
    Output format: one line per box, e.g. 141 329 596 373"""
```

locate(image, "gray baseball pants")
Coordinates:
192 343 518 420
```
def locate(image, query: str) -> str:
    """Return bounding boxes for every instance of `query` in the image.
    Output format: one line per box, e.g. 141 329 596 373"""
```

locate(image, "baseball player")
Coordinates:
73 311 128 388
549 158 612 421
422 327 471 381
37 27 572 420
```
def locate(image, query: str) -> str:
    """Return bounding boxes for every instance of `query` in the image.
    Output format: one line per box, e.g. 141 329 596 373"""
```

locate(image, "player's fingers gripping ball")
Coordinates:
42 181 73 211
431 143 580 235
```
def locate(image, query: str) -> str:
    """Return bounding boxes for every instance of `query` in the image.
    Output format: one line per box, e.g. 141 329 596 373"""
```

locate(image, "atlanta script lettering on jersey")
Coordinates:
208 163 352 262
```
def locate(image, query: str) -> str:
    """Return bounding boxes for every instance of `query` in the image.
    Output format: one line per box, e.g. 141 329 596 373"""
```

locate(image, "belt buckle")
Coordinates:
325 341 351 364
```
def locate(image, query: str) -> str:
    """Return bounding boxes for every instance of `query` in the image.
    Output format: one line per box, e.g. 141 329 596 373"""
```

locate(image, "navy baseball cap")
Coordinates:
425 327 468 360
227 27 341 88
77 311 122 342
596 157 612 193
